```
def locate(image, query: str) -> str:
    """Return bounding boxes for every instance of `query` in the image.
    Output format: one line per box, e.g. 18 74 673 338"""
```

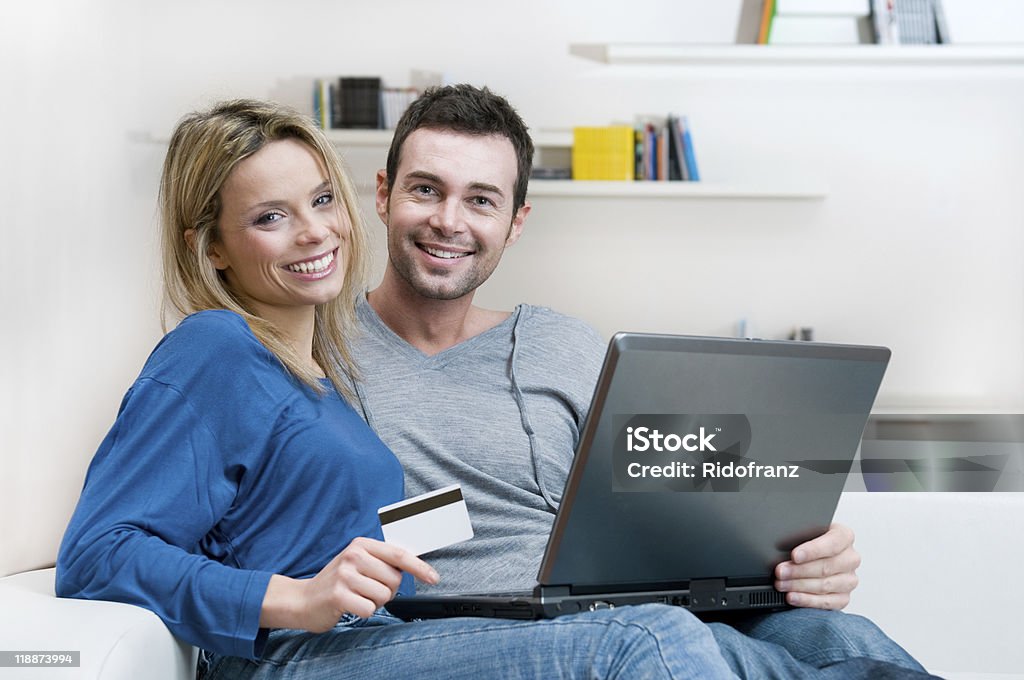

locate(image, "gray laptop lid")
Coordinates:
539 333 890 590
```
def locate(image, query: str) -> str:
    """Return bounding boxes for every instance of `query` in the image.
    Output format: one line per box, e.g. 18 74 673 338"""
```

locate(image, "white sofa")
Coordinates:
834 492 1024 680
0 568 195 679
2 476 1021 679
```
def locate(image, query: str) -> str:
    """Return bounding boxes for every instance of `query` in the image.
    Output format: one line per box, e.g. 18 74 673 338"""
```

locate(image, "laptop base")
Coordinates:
386 579 791 621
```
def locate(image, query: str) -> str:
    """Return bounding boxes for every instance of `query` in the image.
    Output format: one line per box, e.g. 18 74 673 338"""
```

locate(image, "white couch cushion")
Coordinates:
0 568 195 680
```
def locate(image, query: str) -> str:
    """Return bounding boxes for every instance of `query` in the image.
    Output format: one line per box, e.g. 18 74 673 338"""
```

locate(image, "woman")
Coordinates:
56 100 732 679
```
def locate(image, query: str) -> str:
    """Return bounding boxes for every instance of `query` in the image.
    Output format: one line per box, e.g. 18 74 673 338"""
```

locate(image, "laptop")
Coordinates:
386 332 890 621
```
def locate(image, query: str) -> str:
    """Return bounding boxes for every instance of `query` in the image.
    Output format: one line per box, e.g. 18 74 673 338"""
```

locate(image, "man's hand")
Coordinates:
260 537 440 632
774 522 860 610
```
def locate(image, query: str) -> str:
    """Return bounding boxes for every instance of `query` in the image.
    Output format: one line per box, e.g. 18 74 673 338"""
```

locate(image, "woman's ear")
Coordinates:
184 228 229 270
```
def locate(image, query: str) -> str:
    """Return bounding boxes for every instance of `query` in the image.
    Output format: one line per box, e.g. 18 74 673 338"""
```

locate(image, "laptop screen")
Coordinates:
539 333 889 590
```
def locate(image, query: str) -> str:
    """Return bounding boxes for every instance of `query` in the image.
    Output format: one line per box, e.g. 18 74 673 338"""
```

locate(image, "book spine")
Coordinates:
735 0 766 44
681 116 700 182
313 80 323 128
758 0 777 44
666 114 682 181
673 116 691 182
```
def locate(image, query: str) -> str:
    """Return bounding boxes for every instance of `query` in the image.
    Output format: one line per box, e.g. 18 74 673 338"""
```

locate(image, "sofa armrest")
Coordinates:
836 492 1024 678
0 568 196 680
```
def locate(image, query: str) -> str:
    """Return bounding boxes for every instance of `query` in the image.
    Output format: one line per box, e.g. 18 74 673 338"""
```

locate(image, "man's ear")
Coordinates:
505 201 530 247
374 169 390 225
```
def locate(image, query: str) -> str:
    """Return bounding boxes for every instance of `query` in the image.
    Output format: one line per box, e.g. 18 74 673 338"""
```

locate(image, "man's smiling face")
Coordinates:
376 128 527 301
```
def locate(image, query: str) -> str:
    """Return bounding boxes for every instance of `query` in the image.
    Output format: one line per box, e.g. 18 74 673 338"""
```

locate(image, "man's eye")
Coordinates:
314 192 333 207
471 196 494 207
414 185 436 196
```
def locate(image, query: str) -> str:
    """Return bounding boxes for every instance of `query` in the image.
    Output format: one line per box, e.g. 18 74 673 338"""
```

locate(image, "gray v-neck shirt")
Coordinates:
351 295 605 593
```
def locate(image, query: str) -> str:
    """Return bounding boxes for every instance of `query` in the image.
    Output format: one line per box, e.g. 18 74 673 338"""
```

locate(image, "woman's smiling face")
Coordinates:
208 138 349 326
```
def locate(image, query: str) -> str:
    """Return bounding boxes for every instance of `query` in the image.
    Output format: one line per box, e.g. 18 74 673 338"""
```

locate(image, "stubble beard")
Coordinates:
389 233 503 302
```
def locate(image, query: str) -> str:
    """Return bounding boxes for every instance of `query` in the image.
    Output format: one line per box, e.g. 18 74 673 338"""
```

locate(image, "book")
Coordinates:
769 14 872 43
646 123 657 180
656 126 669 181
329 82 341 128
572 126 636 181
758 0 777 44
680 116 700 183
775 0 869 15
380 88 418 129
933 0 950 43
666 115 684 182
338 77 382 129
634 118 659 181
312 79 331 129
872 0 948 44
892 0 942 44
736 0 766 44
871 0 899 43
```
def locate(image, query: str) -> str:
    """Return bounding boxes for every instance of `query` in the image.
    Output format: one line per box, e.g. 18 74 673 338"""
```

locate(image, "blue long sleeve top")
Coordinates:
56 310 411 659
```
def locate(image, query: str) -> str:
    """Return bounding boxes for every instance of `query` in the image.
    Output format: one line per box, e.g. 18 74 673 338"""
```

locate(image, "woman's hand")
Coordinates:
260 537 439 632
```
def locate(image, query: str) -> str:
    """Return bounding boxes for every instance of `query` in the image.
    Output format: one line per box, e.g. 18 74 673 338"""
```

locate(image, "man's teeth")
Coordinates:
423 246 468 259
287 251 334 273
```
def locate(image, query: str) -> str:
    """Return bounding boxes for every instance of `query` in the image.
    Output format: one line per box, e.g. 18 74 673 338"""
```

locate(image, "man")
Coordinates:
352 84 929 677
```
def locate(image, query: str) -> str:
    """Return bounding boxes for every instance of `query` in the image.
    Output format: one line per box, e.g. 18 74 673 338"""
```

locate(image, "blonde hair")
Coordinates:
160 99 369 399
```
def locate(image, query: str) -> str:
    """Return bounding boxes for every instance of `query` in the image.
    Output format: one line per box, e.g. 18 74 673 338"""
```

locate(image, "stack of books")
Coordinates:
312 77 419 130
735 0 949 45
872 0 950 44
569 115 700 182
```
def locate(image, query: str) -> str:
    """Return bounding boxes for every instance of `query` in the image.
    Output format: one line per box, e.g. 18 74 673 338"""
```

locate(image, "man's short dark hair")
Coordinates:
385 84 534 214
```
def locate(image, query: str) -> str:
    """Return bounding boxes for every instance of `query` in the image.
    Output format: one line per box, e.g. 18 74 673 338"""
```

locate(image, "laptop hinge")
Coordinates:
537 585 571 599
690 578 727 608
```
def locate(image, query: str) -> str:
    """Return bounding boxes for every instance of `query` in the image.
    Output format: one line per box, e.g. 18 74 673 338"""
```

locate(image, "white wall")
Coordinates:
2 0 1022 652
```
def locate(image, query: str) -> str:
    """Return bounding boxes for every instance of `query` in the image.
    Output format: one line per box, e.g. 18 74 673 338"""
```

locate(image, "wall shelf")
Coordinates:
324 129 573 147
569 43 1024 67
527 180 826 200
324 130 824 200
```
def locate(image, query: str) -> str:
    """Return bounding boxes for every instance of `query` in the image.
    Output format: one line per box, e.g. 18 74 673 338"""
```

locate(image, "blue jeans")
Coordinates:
198 604 735 679
710 608 933 679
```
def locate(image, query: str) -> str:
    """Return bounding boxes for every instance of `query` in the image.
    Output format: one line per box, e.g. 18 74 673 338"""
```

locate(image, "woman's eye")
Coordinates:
314 192 333 207
255 212 283 226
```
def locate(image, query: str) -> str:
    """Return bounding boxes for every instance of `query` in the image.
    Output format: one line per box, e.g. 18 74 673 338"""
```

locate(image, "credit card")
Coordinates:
378 484 474 556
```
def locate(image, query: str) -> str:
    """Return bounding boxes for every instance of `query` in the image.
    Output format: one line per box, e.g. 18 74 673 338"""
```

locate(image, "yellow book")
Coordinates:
572 126 635 181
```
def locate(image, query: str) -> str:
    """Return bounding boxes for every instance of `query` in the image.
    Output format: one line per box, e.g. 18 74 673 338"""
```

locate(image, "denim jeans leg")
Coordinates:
708 608 929 679
730 608 926 670
201 604 736 680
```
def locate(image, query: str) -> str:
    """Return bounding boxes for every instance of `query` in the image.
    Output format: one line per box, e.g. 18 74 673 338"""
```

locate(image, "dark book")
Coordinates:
666 114 684 181
338 77 382 129
329 82 341 128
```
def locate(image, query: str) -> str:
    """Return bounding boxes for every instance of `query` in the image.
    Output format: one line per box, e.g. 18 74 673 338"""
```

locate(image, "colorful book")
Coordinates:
312 79 331 129
758 0 777 44
680 116 700 183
